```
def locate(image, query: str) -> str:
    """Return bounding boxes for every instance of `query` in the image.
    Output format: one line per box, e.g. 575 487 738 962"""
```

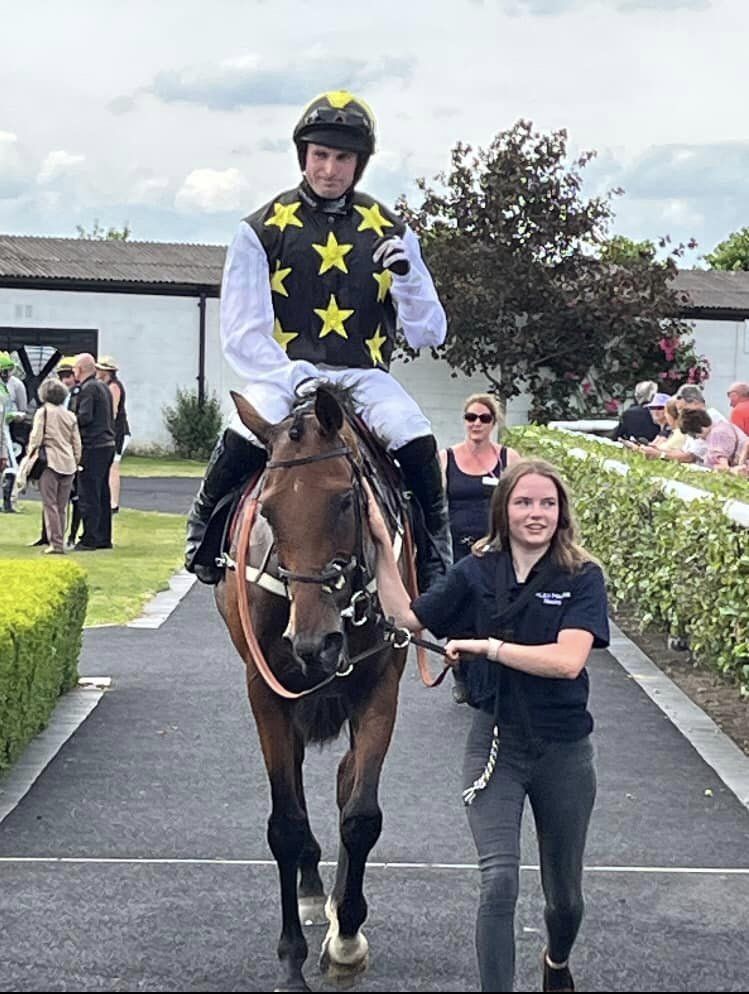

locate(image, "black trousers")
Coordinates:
78 445 115 548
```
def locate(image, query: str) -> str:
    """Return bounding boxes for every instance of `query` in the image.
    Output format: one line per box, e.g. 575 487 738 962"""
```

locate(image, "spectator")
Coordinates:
636 395 688 461
654 384 727 465
731 439 749 477
73 353 115 551
611 380 659 443
727 382 749 435
95 356 130 514
679 408 748 470
18 378 81 554
0 351 20 511
440 393 521 703
645 392 671 438
0 362 8 479
660 398 687 453
28 357 83 548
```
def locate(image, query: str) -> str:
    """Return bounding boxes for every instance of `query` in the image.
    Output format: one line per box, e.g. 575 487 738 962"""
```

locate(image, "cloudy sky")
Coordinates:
1 0 745 263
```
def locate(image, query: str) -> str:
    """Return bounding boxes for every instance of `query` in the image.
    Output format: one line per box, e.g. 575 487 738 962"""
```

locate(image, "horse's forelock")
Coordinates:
288 413 305 442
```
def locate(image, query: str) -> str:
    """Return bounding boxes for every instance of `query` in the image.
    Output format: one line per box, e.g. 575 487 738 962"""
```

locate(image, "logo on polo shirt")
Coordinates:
536 591 571 606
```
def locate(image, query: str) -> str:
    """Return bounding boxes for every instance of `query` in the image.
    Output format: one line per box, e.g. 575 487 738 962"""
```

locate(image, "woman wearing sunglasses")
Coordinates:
440 394 520 701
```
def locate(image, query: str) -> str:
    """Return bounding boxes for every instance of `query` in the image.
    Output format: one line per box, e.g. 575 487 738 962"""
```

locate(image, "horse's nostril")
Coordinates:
292 632 343 674
320 632 343 669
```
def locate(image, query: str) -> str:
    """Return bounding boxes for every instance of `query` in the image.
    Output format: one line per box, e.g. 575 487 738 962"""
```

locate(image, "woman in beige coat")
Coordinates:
23 378 82 553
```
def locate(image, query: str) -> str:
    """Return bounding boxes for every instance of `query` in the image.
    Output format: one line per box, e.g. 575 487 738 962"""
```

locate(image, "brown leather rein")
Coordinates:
232 449 449 700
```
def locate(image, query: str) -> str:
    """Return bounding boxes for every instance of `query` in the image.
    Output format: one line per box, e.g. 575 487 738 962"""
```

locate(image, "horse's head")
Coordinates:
232 386 365 679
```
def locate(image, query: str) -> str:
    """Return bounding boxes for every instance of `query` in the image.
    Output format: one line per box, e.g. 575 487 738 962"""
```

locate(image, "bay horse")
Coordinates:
216 384 416 993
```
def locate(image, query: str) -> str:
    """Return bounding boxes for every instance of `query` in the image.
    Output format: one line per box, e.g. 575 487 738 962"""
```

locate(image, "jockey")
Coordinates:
185 89 452 590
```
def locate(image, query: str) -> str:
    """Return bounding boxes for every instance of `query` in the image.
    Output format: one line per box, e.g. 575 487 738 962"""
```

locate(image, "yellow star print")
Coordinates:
312 232 353 275
355 202 393 238
265 201 304 232
270 261 292 297
314 294 354 339
365 325 388 365
372 269 393 303
273 318 299 352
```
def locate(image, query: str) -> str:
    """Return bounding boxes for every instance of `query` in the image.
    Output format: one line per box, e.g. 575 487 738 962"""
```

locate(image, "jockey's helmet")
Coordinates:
57 356 77 373
0 351 15 371
293 90 376 181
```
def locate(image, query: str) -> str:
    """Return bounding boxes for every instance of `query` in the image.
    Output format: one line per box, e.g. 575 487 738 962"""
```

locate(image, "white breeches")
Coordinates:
229 363 433 451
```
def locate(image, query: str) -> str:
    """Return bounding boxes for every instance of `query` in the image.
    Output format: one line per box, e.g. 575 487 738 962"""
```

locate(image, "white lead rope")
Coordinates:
462 725 500 807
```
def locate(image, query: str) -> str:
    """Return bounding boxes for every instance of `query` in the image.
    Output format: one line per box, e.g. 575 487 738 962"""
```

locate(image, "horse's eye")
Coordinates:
337 491 354 513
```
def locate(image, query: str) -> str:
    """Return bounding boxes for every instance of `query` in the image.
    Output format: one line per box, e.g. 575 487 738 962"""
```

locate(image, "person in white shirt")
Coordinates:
186 90 450 588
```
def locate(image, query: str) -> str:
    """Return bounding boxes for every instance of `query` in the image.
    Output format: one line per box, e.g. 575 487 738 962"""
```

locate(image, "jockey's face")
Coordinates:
304 143 358 199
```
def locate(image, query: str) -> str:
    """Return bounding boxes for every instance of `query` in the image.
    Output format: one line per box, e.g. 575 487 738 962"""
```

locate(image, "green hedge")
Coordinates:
506 426 749 692
0 560 88 772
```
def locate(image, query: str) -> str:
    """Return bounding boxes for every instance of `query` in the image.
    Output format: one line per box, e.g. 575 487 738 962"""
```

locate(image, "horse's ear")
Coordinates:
315 387 344 437
230 391 273 446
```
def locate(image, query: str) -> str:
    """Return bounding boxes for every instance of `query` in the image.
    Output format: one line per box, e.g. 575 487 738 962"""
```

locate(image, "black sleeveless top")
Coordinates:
446 446 507 560
112 378 130 445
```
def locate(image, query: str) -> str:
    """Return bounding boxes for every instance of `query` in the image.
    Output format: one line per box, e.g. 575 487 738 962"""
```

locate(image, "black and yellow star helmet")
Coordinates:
294 90 376 173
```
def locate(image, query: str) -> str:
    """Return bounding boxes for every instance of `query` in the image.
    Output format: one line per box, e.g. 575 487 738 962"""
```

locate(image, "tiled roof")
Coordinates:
0 234 225 287
2 235 749 313
671 269 749 313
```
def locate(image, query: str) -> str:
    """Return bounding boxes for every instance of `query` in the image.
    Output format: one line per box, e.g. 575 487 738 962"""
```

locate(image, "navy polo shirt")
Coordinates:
412 550 610 742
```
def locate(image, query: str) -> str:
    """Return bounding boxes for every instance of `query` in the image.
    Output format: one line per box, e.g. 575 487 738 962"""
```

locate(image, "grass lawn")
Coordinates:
121 454 206 478
0 505 186 628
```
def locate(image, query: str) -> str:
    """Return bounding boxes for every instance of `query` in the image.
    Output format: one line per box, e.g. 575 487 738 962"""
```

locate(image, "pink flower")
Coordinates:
582 381 592 395
604 399 620 414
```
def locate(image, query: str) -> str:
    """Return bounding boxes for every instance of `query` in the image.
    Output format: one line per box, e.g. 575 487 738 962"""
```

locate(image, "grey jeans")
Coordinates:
463 710 597 993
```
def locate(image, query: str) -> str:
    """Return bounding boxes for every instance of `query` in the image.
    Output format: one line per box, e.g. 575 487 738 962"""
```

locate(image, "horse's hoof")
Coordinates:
299 893 328 926
319 936 369 983
319 897 369 982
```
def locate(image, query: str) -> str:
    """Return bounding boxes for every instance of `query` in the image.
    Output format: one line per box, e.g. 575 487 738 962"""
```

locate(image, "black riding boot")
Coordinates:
2 473 16 513
394 436 452 592
185 429 266 585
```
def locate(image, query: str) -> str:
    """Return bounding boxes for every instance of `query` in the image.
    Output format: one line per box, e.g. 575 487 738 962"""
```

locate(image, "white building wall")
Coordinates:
390 352 528 449
0 287 206 447
690 318 749 414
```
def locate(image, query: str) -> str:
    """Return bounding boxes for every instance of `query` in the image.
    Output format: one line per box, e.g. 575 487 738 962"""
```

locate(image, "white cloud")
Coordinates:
175 167 248 213
130 175 172 205
146 53 414 111
0 132 30 199
37 150 86 185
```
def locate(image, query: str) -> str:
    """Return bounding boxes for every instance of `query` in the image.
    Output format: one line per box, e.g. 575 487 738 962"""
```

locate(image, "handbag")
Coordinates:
28 407 48 482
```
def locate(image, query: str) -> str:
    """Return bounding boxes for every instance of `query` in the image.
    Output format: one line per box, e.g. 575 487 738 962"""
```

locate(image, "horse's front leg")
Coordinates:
297 766 327 925
248 676 311 993
321 664 400 980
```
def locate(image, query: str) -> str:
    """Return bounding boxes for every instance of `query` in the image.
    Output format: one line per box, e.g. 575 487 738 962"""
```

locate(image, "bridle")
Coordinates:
265 444 369 596
230 434 449 700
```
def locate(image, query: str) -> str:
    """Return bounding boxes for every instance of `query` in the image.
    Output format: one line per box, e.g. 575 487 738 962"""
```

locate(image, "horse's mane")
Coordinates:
289 381 387 455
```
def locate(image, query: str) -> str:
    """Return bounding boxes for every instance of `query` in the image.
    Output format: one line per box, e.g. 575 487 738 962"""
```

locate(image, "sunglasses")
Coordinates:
464 412 494 424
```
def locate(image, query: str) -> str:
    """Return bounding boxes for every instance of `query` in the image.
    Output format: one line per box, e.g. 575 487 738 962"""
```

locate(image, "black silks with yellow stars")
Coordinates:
245 187 406 370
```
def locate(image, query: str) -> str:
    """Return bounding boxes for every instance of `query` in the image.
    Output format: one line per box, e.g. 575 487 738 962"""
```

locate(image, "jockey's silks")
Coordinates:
245 184 406 371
